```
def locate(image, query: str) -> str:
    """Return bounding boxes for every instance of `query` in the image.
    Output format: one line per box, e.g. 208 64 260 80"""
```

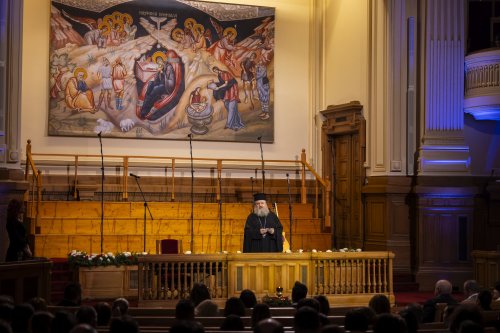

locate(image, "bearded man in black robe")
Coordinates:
243 193 283 253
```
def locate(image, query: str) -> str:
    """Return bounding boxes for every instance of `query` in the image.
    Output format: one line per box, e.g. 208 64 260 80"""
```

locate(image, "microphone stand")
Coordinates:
218 174 223 253
258 136 265 193
132 175 154 252
189 134 194 252
286 173 293 250
98 132 104 254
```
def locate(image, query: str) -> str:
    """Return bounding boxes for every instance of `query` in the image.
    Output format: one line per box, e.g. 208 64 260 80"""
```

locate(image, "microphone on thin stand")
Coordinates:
250 177 254 194
286 173 293 250
131 173 154 252
97 131 104 253
258 136 265 193
188 133 194 252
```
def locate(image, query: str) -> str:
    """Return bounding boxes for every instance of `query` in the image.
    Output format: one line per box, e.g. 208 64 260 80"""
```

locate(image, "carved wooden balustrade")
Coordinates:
137 251 394 307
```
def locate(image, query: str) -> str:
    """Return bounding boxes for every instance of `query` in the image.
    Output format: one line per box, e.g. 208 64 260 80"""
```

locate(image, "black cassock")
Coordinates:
243 212 283 253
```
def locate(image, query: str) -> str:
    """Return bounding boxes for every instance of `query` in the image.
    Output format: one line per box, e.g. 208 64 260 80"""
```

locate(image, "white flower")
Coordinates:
340 249 346 252
326 250 332 253
356 248 362 252
222 251 228 254
298 249 304 253
142 252 148 255
107 252 113 256
184 251 192 254
124 252 131 257
236 251 241 254
312 249 317 253
285 249 292 253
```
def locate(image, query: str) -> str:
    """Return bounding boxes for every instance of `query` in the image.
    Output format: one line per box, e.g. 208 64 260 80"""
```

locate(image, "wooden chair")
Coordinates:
156 239 181 254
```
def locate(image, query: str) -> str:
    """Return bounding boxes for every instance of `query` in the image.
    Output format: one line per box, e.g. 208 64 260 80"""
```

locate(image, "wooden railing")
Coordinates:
471 250 500 289
24 140 330 225
137 252 394 307
0 259 52 303
24 139 42 228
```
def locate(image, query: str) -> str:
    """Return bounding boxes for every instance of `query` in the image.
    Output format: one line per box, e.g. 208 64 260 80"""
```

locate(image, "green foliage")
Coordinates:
67 250 146 268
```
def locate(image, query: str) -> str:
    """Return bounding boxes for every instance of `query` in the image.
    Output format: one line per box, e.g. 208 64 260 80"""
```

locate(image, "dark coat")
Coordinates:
243 212 283 253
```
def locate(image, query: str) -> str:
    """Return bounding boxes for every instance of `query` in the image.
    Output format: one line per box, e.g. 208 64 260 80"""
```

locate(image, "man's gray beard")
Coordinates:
254 206 269 217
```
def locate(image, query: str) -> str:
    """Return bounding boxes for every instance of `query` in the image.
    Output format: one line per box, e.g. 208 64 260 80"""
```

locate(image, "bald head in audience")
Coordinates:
435 280 453 296
254 318 284 333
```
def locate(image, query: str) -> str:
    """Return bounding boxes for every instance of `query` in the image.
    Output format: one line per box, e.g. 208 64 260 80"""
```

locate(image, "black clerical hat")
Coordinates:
253 193 267 202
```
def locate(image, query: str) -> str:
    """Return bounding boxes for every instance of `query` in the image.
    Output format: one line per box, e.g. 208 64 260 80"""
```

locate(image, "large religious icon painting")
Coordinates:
49 0 275 142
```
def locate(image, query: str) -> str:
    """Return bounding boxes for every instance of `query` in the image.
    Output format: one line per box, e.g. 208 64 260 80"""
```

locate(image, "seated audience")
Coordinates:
368 294 391 314
0 303 13 323
457 319 484 333
297 298 320 312
320 324 345 333
0 297 13 306
0 320 12 333
314 295 330 316
251 303 271 328
51 310 76 333
190 283 211 307
194 299 219 317
223 297 246 317
28 297 48 312
240 289 257 308
254 318 284 333
399 308 419 333
344 308 370 332
443 304 459 327
75 306 97 327
111 298 129 317
292 281 308 306
220 314 244 331
58 283 82 307
404 303 423 325
476 290 492 311
422 279 458 323
294 306 320 333
12 303 35 333
462 280 480 304
68 324 96 333
175 299 195 321
373 313 407 333
30 311 54 333
93 302 111 326
109 315 139 333
493 281 500 301
169 320 204 333
448 304 484 333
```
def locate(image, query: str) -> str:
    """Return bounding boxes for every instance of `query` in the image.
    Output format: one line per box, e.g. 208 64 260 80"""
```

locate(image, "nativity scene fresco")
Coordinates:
49 0 275 142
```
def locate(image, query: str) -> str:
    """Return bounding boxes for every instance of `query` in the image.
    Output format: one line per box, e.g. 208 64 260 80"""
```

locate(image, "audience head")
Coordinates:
404 303 423 324
0 303 14 323
220 314 244 331
75 306 97 327
0 296 14 306
111 298 129 316
368 294 391 314
28 298 48 312
320 325 345 333
109 315 139 333
51 310 76 333
240 289 257 308
251 303 271 328
190 283 211 307
292 281 308 304
0 320 12 333
314 295 330 316
68 324 96 333
194 299 219 317
12 303 35 333
344 308 370 332
61 283 82 306
93 302 111 326
294 306 320 333
443 304 459 327
170 320 205 333
493 281 500 300
30 311 54 333
463 280 480 298
254 318 284 333
457 320 484 333
448 304 484 333
476 290 492 310
435 279 453 296
399 308 419 333
223 297 246 317
297 298 320 312
373 313 407 333
175 299 195 321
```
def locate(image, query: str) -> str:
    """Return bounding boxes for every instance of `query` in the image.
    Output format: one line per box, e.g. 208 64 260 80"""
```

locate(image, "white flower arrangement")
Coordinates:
68 250 146 267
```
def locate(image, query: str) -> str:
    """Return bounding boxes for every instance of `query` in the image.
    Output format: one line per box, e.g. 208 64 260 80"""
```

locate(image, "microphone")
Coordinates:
286 173 290 184
97 131 102 137
257 136 262 141
130 173 140 179
188 134 192 138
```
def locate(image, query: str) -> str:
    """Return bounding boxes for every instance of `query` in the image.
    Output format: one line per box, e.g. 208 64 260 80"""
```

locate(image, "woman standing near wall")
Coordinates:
5 199 31 261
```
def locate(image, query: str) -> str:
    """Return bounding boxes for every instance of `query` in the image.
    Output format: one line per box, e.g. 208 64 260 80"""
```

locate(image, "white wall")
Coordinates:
21 0 313 163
